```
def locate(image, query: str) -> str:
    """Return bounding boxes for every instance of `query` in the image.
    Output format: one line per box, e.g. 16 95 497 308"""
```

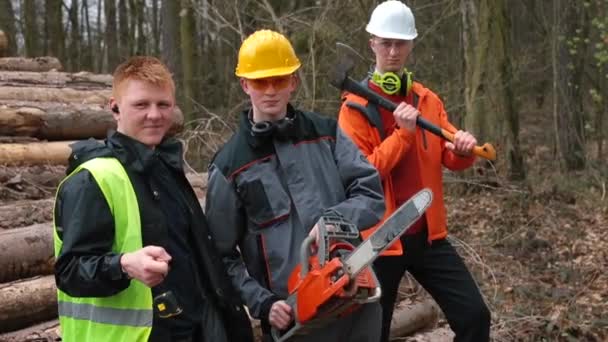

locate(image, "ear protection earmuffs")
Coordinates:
371 68 413 96
249 110 296 139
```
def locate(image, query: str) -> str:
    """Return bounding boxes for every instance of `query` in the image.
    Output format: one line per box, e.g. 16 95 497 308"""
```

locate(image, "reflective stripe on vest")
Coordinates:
58 301 153 327
54 157 152 342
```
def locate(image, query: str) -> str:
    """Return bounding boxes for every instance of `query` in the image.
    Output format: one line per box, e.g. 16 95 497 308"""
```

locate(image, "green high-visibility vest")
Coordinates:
54 157 153 342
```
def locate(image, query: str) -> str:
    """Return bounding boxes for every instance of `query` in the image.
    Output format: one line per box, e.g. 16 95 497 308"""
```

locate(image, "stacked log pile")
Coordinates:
0 58 438 341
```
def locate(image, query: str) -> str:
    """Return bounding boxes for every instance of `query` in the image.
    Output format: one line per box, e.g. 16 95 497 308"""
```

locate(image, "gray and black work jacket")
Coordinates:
205 105 385 322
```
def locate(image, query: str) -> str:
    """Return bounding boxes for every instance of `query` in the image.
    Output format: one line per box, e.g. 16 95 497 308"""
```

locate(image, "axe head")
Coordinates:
330 42 360 90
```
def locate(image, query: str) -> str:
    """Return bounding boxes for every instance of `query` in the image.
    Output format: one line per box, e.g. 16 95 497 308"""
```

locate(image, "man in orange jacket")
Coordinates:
338 1 491 341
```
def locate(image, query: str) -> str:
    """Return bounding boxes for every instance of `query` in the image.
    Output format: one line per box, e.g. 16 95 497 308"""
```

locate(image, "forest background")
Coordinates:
0 0 606 340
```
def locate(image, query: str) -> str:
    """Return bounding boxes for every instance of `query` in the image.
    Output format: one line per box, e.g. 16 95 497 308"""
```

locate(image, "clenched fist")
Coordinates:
445 130 477 156
393 102 419 132
120 246 172 287
268 300 293 330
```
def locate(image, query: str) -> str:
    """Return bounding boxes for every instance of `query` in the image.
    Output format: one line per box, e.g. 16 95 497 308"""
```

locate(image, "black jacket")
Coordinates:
54 131 253 342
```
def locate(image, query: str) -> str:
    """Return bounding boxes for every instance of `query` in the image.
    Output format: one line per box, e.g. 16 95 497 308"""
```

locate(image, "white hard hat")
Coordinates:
366 1 418 40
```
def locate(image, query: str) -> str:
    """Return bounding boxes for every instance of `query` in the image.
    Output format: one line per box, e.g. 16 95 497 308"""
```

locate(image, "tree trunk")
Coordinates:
0 136 39 143
0 276 58 333
68 0 81 72
118 0 130 59
389 299 440 339
599 67 606 160
180 0 197 121
22 0 41 57
82 0 94 71
0 111 185 164
45 0 65 63
128 0 137 54
0 70 112 89
589 1 606 162
0 57 63 72
555 0 588 171
105 0 120 71
462 0 525 177
151 0 160 56
135 0 146 55
96 0 103 72
0 141 75 165
0 165 66 192
0 103 113 139
0 0 18 56
0 86 110 104
161 1 182 88
0 30 6 58
0 101 184 140
0 199 54 230
496 0 525 180
0 224 54 283
0 319 60 342
461 0 494 143
0 165 204 200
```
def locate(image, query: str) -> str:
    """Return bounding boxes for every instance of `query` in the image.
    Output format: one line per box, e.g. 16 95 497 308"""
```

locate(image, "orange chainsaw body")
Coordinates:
287 242 379 323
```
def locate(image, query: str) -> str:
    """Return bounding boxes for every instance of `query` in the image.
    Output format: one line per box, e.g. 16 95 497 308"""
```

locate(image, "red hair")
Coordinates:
112 56 175 98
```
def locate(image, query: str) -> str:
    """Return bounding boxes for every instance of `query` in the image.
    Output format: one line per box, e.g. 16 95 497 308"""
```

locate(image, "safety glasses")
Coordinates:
247 75 293 91
372 38 410 52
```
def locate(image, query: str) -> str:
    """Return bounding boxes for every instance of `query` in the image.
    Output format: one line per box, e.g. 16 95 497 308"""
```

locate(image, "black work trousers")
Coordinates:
149 322 203 342
373 229 491 342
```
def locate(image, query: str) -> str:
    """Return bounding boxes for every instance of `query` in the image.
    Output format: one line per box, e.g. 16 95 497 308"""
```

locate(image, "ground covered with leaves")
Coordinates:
393 173 606 342
421 168 607 342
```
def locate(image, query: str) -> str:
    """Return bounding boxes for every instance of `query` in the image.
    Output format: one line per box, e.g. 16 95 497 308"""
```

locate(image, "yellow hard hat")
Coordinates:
235 30 301 79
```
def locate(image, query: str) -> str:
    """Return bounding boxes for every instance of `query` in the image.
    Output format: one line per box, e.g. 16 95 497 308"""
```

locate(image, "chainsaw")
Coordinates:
271 188 433 341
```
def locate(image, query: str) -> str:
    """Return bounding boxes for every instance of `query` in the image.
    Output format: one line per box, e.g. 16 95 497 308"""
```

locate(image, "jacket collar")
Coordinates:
106 130 184 173
240 103 301 149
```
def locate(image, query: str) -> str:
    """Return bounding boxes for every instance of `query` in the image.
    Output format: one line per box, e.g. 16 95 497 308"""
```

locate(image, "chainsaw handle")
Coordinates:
271 327 282 342
356 268 382 304
358 286 382 304
299 235 316 278
340 77 497 161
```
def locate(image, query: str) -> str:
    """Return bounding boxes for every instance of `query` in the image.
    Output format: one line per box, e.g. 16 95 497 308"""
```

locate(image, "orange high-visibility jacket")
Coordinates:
338 82 476 255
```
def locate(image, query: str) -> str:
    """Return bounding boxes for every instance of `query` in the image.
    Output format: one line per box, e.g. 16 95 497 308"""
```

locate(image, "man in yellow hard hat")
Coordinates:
205 29 384 341
338 2 490 342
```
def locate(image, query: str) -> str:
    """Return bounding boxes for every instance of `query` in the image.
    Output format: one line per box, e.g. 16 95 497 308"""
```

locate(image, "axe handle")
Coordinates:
342 77 496 161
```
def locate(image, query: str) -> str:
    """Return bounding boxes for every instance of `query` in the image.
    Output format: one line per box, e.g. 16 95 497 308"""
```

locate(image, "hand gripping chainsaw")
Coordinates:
271 188 433 341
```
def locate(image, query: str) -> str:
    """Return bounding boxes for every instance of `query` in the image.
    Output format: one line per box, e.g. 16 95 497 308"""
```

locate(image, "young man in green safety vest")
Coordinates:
53 56 253 342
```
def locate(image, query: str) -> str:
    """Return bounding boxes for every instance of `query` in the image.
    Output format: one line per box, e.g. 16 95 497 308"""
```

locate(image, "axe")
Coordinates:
330 42 496 161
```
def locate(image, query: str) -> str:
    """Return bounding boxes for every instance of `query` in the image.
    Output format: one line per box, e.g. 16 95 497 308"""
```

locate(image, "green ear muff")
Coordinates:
371 69 413 96
372 71 401 95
